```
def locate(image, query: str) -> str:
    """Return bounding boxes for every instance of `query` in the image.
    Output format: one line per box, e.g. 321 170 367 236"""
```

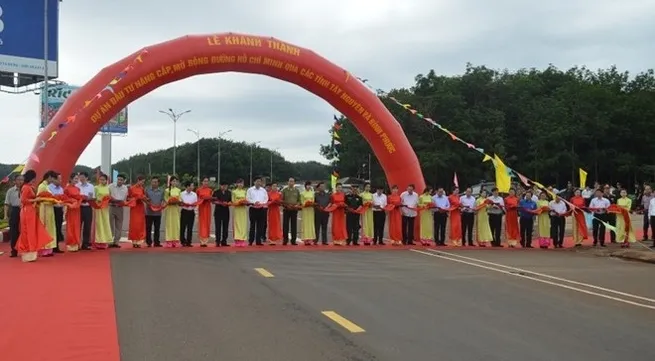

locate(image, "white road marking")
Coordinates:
422 248 655 303
410 249 655 310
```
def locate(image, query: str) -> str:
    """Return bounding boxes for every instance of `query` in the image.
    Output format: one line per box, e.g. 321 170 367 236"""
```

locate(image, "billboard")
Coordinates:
0 0 59 86
41 84 129 134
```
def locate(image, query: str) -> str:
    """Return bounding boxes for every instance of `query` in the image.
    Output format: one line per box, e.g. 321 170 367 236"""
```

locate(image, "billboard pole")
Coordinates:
43 0 49 113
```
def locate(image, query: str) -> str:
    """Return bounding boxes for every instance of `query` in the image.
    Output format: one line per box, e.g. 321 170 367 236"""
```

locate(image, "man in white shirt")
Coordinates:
548 197 568 248
431 187 450 246
108 174 128 248
400 184 419 245
459 187 476 246
371 185 388 245
487 187 505 247
648 197 655 248
247 176 269 246
180 181 198 247
76 172 95 250
581 186 593 205
48 173 65 253
589 189 610 247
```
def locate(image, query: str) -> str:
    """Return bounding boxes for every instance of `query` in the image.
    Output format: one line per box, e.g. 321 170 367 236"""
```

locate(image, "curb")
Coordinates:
572 246 655 265
609 251 655 264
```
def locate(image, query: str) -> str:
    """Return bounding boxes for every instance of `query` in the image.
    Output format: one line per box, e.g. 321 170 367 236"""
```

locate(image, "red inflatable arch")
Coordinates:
26 33 425 190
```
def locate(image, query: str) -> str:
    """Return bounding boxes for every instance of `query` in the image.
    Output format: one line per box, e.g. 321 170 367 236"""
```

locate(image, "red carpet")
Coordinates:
0 251 120 361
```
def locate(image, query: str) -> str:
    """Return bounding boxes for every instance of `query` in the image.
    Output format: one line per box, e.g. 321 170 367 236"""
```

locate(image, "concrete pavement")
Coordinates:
110 249 655 361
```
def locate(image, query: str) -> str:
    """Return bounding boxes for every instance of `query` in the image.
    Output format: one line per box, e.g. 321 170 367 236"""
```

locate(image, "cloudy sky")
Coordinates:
1 0 653 167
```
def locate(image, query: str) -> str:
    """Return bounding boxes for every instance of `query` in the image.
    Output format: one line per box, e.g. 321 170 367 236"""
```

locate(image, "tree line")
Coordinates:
111 139 331 183
321 64 655 191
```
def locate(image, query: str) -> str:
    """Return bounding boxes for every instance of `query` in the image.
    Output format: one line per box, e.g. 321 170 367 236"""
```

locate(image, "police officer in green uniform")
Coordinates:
345 185 364 245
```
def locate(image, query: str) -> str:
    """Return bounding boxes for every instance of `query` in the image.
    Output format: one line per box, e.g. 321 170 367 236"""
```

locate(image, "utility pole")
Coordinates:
249 141 262 185
158 108 191 175
217 129 232 185
187 128 201 182
270 147 280 183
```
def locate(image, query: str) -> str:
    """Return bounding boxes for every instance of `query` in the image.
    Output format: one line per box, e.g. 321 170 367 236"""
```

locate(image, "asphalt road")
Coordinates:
110 249 655 361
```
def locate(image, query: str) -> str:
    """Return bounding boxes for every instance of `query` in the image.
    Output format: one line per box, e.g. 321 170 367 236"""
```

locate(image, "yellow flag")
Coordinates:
579 168 588 188
330 174 338 190
11 164 25 173
482 154 492 162
492 154 511 193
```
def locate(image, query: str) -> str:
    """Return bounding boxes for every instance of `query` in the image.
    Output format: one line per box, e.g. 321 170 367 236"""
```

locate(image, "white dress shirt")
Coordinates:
459 195 475 212
48 183 64 208
487 195 505 214
589 197 610 214
180 191 198 210
76 182 95 206
400 191 419 217
431 195 450 212
549 200 567 215
372 192 387 211
649 198 655 217
247 186 269 207
581 188 593 199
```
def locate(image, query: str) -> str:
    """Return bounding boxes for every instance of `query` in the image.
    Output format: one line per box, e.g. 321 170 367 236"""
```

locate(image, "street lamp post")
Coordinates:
270 147 280 183
217 129 232 185
159 108 191 175
187 128 201 182
249 141 262 185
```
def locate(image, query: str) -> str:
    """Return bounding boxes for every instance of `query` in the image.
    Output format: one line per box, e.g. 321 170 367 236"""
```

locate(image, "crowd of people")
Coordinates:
3 170 654 263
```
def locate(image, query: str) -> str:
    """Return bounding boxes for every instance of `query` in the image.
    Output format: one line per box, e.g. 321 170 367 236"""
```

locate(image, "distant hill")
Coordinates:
1 139 331 184
112 138 330 183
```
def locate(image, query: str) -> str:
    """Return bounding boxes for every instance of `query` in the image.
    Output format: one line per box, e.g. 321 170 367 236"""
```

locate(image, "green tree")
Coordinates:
321 64 655 190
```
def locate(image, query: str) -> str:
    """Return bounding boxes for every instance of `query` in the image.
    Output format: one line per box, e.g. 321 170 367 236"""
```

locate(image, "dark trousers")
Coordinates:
488 213 503 246
644 213 651 240
519 217 534 247
180 209 195 245
314 210 329 244
433 212 447 245
8 206 20 252
608 213 616 242
372 210 386 244
592 213 606 245
214 210 230 244
53 206 64 243
145 215 161 246
461 212 474 245
650 216 655 243
80 206 93 247
249 208 267 245
401 216 415 244
346 212 360 244
282 209 298 244
550 216 565 247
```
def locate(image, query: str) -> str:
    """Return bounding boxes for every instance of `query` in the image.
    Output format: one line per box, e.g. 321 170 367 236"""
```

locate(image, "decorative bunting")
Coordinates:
516 172 530 186
363 77 627 234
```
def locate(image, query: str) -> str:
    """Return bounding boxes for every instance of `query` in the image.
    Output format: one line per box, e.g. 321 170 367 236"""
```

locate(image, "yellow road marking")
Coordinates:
254 268 275 278
321 311 366 333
